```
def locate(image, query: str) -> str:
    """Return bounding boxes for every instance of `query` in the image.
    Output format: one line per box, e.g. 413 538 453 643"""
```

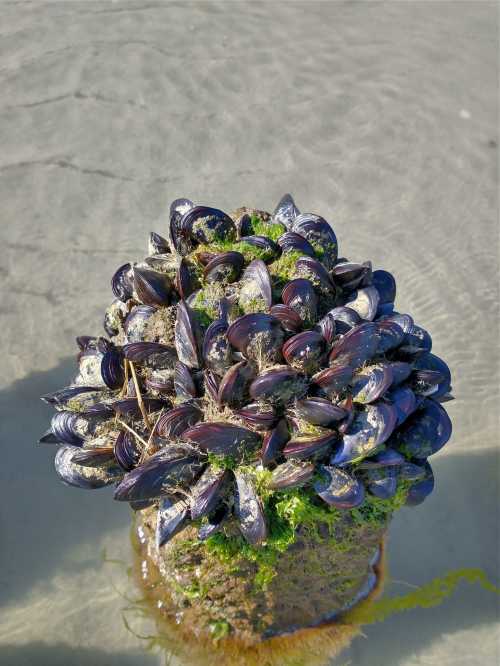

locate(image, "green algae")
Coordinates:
207 452 239 471
248 213 286 241
268 250 302 284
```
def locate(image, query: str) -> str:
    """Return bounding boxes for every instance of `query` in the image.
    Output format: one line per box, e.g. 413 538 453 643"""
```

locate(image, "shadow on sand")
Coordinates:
0 360 498 666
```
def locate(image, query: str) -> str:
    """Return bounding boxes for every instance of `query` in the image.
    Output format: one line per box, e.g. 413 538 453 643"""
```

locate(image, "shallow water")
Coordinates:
1 1 498 665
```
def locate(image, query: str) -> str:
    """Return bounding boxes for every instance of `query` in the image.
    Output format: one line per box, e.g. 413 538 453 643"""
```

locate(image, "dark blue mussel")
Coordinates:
292 213 338 268
182 422 261 457
344 286 380 321
282 279 318 324
183 206 236 245
190 467 232 520
363 466 398 500
277 231 315 257
250 366 308 405
393 399 452 458
282 330 326 374
405 461 435 506
55 445 123 489
234 470 267 545
314 465 365 508
329 322 379 369
372 269 396 305
169 198 195 255
273 193 300 229
268 460 315 490
294 397 347 427
261 419 290 466
133 267 173 306
156 498 190 548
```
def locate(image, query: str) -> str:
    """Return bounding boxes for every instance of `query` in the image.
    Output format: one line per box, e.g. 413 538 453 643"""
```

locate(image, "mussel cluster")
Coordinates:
40 195 453 549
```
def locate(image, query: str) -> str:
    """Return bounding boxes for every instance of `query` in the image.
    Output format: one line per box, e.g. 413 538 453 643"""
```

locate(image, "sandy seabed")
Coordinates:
0 2 498 665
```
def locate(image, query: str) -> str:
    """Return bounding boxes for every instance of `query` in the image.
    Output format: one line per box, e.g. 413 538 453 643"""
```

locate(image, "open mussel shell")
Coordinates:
314 465 365 509
71 446 116 468
331 262 371 291
239 259 273 311
226 313 284 364
156 498 190 548
326 306 362 334
314 313 336 345
277 231 315 257
374 320 405 354
394 399 452 458
114 430 141 472
372 269 396 304
217 361 254 408
329 322 379 369
175 300 201 369
312 365 353 397
155 403 203 439
282 279 318 324
283 431 337 461
184 206 236 245
190 467 232 520
111 263 134 302
133 267 173 306
351 363 393 404
55 445 122 489
332 403 397 465
261 419 290 466
282 330 326 374
294 397 347 427
413 352 452 400
202 319 233 376
250 366 307 405
41 385 104 411
273 193 300 229
357 448 405 470
234 470 267 546
295 256 334 294
344 286 380 321
114 445 202 501
174 361 197 401
234 403 279 431
364 466 398 500
149 232 170 256
405 461 434 506
292 213 338 268
124 305 157 342
268 460 315 490
204 251 244 284
269 304 302 334
240 235 280 262
182 422 261 457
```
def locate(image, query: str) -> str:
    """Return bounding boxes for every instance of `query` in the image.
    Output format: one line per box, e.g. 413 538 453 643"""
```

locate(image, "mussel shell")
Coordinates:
203 369 219 402
111 263 134 302
268 460 315 490
398 324 432 357
314 314 336 345
332 404 398 465
202 319 232 376
389 361 413 386
174 361 197 401
314 465 365 508
295 256 334 293
155 403 203 439
277 231 315 257
38 429 61 445
239 259 273 310
217 361 254 407
149 232 170 256
375 320 405 354
273 193 300 229
282 330 326 374
385 386 420 426
124 305 157 343
114 430 141 472
198 505 228 540
329 322 379 369
169 198 195 255
294 397 347 427
114 446 202 501
41 385 104 410
357 448 405 469
311 365 354 396
283 431 337 461
190 467 231 520
327 306 362 334
71 446 116 467
185 206 236 244
182 422 261 457
364 466 398 500
51 411 84 446
394 399 452 458
234 403 279 431
282 279 318 323
344 286 380 321
55 445 122 489
372 269 396 304
399 461 427 481
331 262 371 291
269 304 302 334
412 352 451 400
133 267 173 306
176 257 195 299
234 471 267 546
250 366 307 405
175 301 201 369
204 251 244 284
101 349 124 389
378 312 414 333
111 397 166 418
145 368 174 393
292 214 338 268
156 498 190 548
122 342 173 367
405 461 434 505
226 313 284 364
261 419 290 466
351 364 393 404
411 369 447 396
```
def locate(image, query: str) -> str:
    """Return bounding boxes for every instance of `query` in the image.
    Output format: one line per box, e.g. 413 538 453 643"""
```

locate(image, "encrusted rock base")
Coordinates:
131 506 387 664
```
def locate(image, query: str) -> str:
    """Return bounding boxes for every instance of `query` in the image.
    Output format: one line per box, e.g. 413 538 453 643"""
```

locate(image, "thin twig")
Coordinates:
116 418 149 449
129 361 152 431
120 358 129 397
139 409 164 463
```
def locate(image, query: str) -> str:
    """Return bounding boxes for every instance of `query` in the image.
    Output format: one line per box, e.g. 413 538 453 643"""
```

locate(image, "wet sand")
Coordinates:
0 2 498 665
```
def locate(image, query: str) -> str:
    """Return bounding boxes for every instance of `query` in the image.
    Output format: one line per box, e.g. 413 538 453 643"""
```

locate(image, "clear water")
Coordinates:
1 2 498 665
